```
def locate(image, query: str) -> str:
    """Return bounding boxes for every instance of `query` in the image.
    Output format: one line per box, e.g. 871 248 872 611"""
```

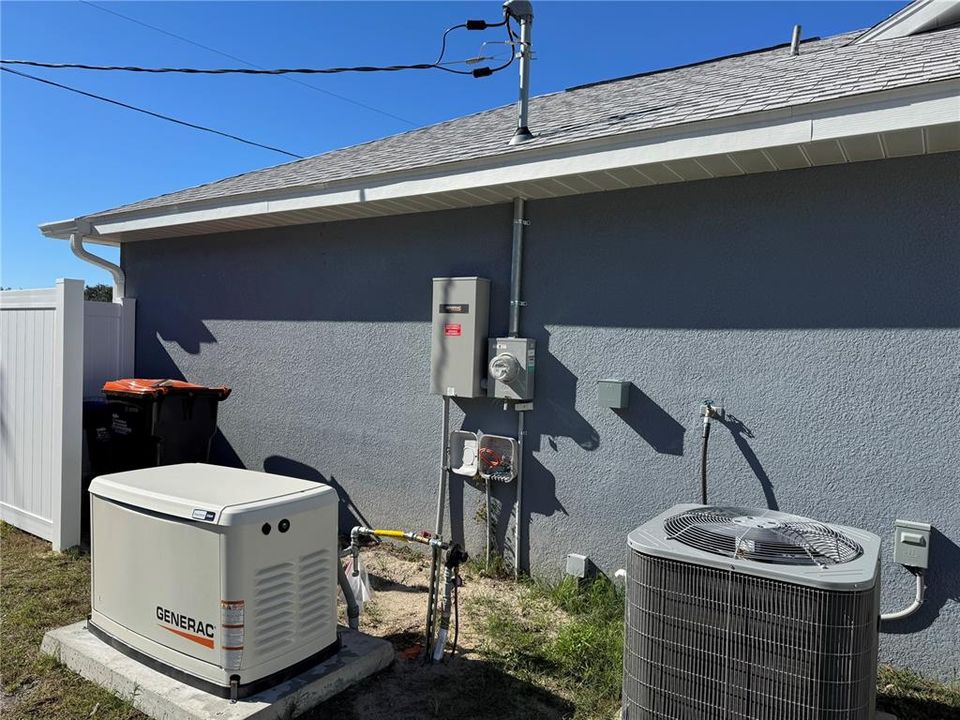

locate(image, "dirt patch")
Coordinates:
307 546 575 720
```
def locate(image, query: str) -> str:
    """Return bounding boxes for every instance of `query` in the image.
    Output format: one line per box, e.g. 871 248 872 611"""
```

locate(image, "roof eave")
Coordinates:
39 219 77 241
44 81 960 244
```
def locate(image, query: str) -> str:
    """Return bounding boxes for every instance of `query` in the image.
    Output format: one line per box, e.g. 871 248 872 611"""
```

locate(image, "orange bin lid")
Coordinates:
102 378 231 400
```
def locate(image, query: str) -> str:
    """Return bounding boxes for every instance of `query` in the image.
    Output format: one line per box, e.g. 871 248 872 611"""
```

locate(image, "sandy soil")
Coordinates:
306 545 574 720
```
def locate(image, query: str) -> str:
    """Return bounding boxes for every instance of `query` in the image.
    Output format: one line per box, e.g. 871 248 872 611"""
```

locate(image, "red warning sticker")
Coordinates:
444 324 462 336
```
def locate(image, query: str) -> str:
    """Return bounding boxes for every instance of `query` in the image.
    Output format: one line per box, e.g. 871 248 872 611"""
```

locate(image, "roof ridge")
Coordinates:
562 31 881 93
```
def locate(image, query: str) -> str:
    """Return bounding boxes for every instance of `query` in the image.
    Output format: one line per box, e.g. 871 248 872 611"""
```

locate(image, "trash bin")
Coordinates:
83 398 114 478
102 379 231 471
82 397 114 541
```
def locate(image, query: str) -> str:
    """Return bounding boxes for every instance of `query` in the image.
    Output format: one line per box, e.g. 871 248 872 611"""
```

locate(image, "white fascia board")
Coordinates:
855 0 960 44
363 119 810 203
44 80 960 242
810 86 960 139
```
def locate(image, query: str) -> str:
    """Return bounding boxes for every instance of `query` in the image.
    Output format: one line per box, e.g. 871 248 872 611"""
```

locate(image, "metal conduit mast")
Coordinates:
505 0 534 145
502 0 534 575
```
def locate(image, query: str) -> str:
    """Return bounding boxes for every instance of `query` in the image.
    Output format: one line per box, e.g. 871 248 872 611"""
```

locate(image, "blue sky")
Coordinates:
1 1 904 289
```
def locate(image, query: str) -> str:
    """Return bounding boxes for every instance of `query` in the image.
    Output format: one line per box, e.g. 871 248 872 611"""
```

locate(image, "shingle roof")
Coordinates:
89 25 960 219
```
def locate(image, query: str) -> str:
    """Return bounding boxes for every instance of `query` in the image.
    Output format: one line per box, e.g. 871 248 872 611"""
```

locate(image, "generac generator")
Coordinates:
88 463 340 699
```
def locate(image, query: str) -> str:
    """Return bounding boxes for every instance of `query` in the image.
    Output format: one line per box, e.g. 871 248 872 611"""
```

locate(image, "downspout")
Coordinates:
70 221 125 301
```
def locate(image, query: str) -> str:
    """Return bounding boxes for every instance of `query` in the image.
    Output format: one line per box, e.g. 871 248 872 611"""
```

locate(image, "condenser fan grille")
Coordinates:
664 507 863 566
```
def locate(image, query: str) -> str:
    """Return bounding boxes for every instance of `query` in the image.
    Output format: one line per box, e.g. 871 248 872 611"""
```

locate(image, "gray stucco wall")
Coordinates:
123 151 960 678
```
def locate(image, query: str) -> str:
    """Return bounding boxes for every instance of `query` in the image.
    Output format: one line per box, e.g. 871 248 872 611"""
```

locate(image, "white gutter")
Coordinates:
70 221 126 300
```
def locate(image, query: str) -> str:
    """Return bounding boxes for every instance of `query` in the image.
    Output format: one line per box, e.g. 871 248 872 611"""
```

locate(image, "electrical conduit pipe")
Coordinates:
509 197 528 579
880 572 926 622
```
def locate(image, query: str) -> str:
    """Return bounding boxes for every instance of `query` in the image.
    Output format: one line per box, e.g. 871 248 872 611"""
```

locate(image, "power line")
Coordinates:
0 17 516 78
77 0 418 127
0 57 509 77
1 66 303 159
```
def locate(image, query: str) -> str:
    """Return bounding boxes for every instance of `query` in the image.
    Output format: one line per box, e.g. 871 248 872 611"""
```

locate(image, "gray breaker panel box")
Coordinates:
430 277 490 398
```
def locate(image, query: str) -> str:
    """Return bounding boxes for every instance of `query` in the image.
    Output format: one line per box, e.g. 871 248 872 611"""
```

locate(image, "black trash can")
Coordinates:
83 398 115 477
102 379 231 472
82 398 115 541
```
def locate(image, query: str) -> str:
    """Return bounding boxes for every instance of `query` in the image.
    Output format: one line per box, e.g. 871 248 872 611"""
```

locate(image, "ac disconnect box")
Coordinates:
88 464 339 699
430 277 490 398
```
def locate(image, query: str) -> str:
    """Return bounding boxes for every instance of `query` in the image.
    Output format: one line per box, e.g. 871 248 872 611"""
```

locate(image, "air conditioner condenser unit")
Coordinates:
623 504 881 720
88 463 340 699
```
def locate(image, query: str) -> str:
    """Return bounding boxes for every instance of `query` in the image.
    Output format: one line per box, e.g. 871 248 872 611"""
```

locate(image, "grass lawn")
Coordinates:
0 523 140 719
2 522 958 719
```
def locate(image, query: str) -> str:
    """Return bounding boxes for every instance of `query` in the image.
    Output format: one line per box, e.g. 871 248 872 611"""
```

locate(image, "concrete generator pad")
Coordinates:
41 622 394 720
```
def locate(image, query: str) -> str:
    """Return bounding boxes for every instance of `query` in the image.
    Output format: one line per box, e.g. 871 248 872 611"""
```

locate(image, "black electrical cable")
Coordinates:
700 420 711 505
1 66 303 159
0 58 471 75
1 17 517 79
451 570 460 659
436 23 468 66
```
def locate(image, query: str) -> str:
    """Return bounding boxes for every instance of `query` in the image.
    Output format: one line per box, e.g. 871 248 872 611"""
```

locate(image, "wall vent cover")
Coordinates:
623 504 881 720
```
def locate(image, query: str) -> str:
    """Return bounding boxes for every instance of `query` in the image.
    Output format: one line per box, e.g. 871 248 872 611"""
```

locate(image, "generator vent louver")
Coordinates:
622 504 881 720
253 549 335 655
254 562 297 655
664 507 863 566
298 549 334 637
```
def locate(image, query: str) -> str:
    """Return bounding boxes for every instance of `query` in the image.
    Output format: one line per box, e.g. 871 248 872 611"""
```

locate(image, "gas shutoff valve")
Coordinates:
487 338 535 401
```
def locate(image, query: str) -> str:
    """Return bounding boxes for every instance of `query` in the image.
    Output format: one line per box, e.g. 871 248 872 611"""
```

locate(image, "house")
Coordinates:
40 1 960 677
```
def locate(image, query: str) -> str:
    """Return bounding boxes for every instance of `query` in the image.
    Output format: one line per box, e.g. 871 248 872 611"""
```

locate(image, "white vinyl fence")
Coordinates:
0 279 134 550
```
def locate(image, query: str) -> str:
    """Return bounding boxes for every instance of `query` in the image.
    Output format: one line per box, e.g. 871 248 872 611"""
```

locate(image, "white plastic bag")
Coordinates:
341 555 374 611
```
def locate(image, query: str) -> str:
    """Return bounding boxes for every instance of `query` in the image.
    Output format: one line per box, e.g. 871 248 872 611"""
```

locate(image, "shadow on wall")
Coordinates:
449 329 585 567
262 455 380 542
614 383 685 456
126 160 960 580
719 414 779 511
882 528 960 636
127 205 515 358
210 428 245 468
126 158 960 339
520 160 960 331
